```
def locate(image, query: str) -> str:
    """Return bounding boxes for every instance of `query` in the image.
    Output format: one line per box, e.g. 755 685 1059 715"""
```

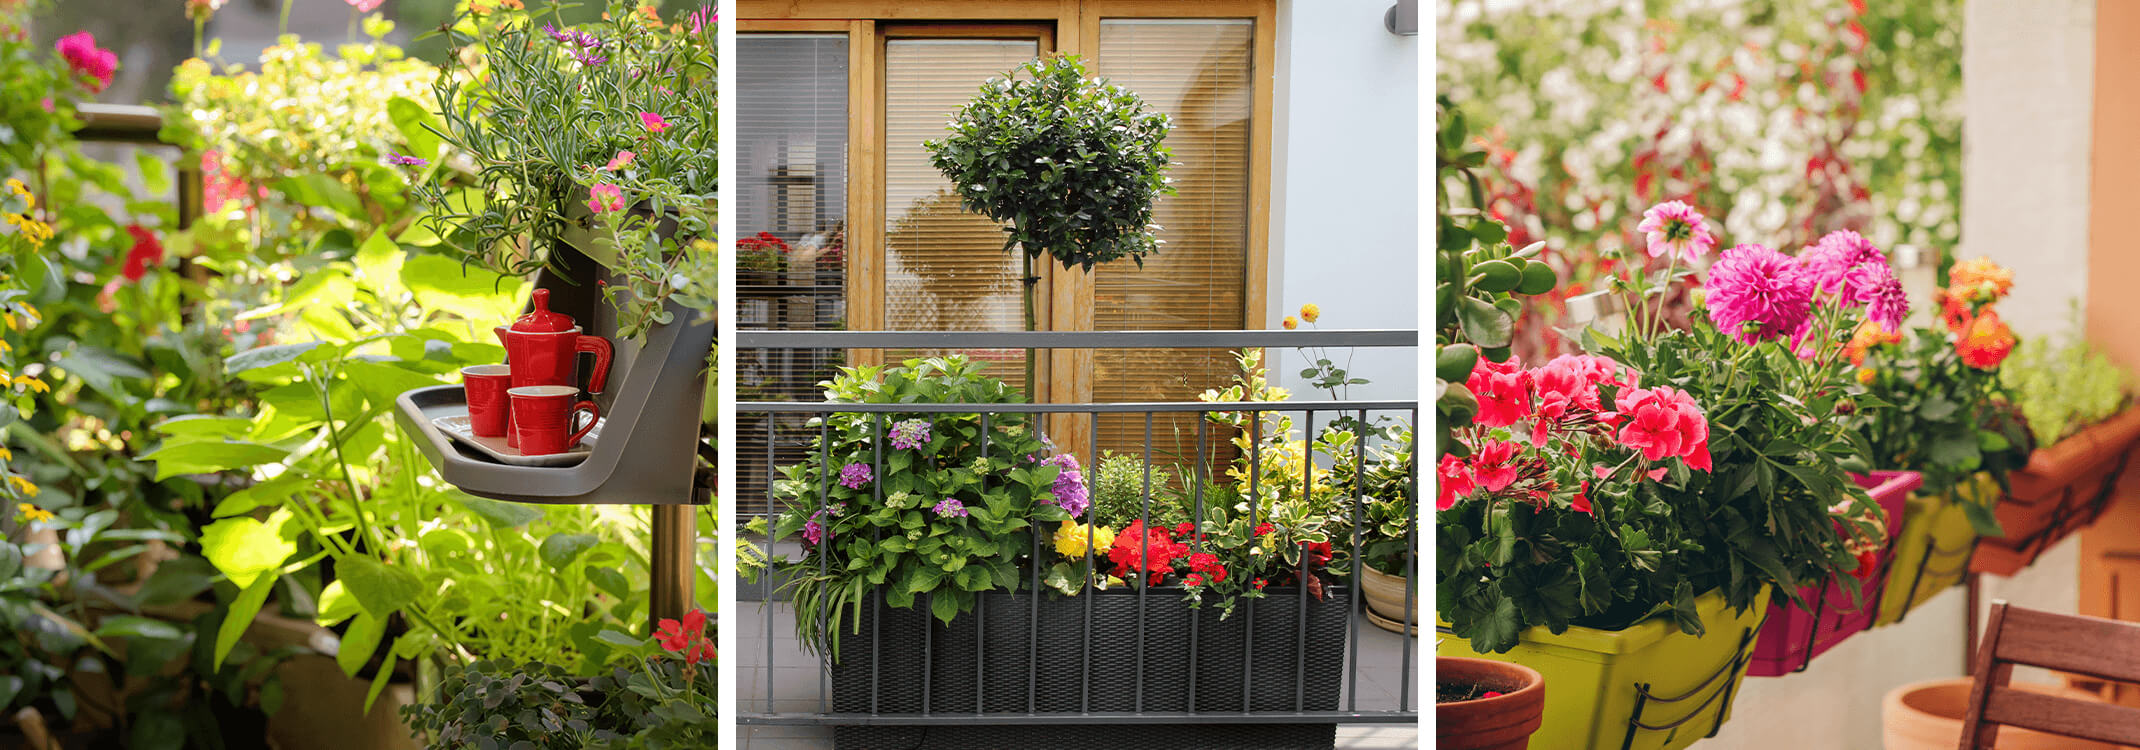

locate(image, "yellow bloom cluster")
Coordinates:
16 502 52 523
1053 520 1116 558
4 178 50 248
7 475 37 498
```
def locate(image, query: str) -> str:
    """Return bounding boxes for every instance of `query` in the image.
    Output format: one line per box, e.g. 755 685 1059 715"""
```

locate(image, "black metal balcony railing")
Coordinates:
736 329 1419 747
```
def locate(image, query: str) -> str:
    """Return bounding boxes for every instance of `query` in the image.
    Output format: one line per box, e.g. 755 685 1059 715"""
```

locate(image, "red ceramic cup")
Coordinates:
462 364 513 438
507 385 599 456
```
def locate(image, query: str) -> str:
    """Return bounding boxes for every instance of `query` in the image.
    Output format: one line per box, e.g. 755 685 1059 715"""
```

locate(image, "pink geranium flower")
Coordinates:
1437 454 1474 511
1614 386 1712 470
1705 243 1814 345
587 183 624 213
640 112 670 133
1465 355 1531 428
1531 354 1625 441
55 32 117 93
1635 201 1715 263
1468 440 1523 493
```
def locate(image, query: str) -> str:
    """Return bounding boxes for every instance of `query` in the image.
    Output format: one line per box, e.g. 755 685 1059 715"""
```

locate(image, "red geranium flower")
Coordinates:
120 225 163 282
656 609 707 653
1253 522 1274 536
1108 520 1188 584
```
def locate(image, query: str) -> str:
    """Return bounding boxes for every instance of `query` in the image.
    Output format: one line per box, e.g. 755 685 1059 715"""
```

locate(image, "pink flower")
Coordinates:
1705 243 1813 345
1635 201 1715 263
1468 441 1523 493
55 32 117 93
1465 355 1531 428
1614 386 1712 470
1437 454 1474 511
1570 481 1593 515
587 183 624 213
640 112 670 133
605 150 636 170
1850 260 1910 334
1798 229 1888 300
1531 354 1623 441
345 0 385 11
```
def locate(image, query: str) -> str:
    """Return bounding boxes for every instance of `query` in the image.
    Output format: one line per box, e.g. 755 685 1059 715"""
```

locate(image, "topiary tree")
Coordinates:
927 55 1174 386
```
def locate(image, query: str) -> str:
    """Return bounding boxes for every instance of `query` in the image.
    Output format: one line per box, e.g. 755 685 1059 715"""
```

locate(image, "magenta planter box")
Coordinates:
1746 470 1922 677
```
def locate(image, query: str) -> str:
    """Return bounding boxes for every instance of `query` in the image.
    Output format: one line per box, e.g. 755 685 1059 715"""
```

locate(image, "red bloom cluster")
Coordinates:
1186 552 1227 584
120 225 163 282
1938 258 2017 370
1613 385 1712 469
655 609 715 665
740 231 791 254
1107 520 1189 585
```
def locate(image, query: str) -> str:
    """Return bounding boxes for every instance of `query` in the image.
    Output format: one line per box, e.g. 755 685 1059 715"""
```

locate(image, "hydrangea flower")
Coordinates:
1635 201 1715 262
931 498 969 518
1705 243 1813 345
888 419 931 450
1040 453 1089 517
837 462 871 490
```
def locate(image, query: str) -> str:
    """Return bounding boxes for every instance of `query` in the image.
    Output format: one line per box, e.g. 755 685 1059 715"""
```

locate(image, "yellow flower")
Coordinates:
1856 368 1877 385
0 445 12 461
1282 316 1298 330
4 178 28 200
0 339 11 354
17 502 52 523
1053 520 1116 559
8 475 37 498
1299 303 1320 324
1948 257 2014 299
13 375 46 394
2 313 14 331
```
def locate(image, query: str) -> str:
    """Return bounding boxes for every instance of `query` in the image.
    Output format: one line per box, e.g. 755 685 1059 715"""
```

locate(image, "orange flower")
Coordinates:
1856 368 1877 385
1949 257 2014 301
1843 320 1901 366
1956 310 2017 369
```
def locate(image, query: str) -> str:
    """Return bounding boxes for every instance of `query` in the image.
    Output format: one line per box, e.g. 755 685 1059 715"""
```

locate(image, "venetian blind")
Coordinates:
1091 20 1254 468
882 39 1041 394
738 34 850 515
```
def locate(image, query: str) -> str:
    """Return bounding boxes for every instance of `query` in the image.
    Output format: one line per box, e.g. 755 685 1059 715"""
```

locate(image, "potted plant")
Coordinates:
417 0 717 335
1335 422 1418 634
1974 305 2138 574
1853 257 2034 621
1437 657 1545 750
738 231 787 288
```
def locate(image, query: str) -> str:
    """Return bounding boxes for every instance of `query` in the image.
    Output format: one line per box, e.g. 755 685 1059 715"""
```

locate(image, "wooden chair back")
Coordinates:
1959 601 2140 748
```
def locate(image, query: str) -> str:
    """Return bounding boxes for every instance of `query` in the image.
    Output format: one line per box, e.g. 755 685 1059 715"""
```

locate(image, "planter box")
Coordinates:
1974 408 2140 576
828 586 1351 750
1876 474 1993 626
1435 587 1771 750
1747 471 1920 676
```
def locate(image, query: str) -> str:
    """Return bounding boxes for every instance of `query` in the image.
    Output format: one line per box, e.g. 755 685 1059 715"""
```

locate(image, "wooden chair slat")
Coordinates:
1992 607 2140 684
1980 686 2140 745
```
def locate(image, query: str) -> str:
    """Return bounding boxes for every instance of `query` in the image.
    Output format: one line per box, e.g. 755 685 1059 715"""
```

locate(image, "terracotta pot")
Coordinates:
1360 565 1417 635
1883 678 2121 749
1437 657 1545 750
1977 408 2140 576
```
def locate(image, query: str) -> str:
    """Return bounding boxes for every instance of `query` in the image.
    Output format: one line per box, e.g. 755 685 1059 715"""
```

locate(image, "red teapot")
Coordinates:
494 289 613 446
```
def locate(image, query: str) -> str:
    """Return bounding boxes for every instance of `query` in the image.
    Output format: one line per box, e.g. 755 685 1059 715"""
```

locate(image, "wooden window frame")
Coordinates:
741 0 1276 453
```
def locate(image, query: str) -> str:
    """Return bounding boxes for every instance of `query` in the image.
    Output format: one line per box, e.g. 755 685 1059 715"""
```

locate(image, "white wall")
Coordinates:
1269 0 1420 404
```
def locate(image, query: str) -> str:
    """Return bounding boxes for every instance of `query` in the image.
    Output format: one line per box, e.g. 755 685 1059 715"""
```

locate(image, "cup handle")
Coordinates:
577 335 614 394
568 400 601 447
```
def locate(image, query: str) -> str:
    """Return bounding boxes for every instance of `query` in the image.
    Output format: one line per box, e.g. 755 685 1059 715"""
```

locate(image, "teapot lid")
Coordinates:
509 289 575 333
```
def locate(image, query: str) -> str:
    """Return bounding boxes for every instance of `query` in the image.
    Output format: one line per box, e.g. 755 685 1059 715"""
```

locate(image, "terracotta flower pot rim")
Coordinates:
1436 656 1544 706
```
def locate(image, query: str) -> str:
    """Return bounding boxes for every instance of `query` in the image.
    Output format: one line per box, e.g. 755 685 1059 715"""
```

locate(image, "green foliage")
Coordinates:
2006 306 2133 448
1325 423 1416 578
926 55 1174 272
1088 452 1184 531
1858 327 2033 500
400 655 715 749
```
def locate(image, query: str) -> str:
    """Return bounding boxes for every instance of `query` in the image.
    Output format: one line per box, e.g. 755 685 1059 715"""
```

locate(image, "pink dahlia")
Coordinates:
1705 243 1814 345
1850 259 1910 334
55 32 117 93
1635 201 1716 263
1798 229 1889 301
1465 355 1531 428
1614 385 1712 470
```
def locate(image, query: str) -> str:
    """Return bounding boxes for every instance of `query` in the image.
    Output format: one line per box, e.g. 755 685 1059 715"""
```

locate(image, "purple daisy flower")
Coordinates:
1040 454 1089 518
931 498 968 518
837 462 872 490
542 23 573 43
1705 243 1814 345
889 419 931 450
1635 201 1716 263
575 52 608 67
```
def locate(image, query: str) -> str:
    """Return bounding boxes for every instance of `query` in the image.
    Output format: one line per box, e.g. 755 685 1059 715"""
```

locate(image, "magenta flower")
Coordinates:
687 6 717 34
931 498 969 518
605 150 636 171
587 183 624 213
575 52 609 67
888 419 931 450
1465 355 1531 429
1798 229 1889 301
386 153 427 167
1851 260 1910 334
1704 243 1813 345
1635 201 1716 263
345 0 384 11
543 23 574 43
55 32 117 94
836 462 871 490
640 112 671 134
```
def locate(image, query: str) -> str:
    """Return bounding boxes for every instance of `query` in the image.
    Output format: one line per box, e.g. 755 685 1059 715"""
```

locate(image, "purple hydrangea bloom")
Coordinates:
932 498 968 518
1705 243 1814 345
1040 454 1089 518
837 462 872 490
889 419 931 450
802 518 823 546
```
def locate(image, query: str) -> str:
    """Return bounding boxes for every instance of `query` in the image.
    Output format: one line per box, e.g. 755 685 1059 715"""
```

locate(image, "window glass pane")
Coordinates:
739 33 849 514
883 39 1040 395
1092 19 1254 467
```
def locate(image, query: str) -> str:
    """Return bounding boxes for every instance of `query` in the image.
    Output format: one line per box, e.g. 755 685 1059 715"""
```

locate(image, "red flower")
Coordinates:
1174 522 1196 537
685 639 716 665
55 32 117 93
1613 386 1712 470
1304 541 1333 568
1466 355 1532 428
656 609 707 653
1956 310 2016 370
1183 573 1205 587
1253 522 1274 536
1187 552 1228 583
1571 481 1593 515
1253 578 1267 590
1849 548 1880 584
1468 440 1523 493
120 225 163 282
1437 454 1475 511
1107 520 1188 583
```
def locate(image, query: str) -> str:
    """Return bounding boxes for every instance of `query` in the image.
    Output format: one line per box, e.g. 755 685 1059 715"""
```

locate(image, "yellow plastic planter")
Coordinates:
1436 587 1770 750
1876 473 1993 626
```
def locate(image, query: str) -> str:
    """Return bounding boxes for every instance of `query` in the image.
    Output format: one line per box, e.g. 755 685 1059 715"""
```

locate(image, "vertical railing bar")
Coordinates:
1029 409 1041 716
1136 410 1153 714
1189 415 1206 713
922 588 933 715
816 417 831 714
1401 406 1418 712
872 413 884 716
1245 415 1260 713
1348 408 1366 712
1297 409 1314 712
1085 410 1099 714
978 412 990 715
765 415 777 714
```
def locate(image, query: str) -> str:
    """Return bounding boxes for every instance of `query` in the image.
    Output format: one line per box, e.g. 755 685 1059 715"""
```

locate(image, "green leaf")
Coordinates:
225 342 322 375
455 493 545 527
336 556 423 620
134 556 216 608
140 440 291 481
273 174 364 221
538 534 600 569
1455 295 1514 348
94 615 183 641
199 509 297 589
336 612 385 678
215 574 275 671
596 629 644 648
1961 498 2006 538
316 580 362 626
387 96 447 162
339 359 443 412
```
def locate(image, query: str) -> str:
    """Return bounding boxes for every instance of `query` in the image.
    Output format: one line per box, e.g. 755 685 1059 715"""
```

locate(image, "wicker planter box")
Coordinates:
829 585 1352 750
1974 408 2140 576
1747 471 1920 675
